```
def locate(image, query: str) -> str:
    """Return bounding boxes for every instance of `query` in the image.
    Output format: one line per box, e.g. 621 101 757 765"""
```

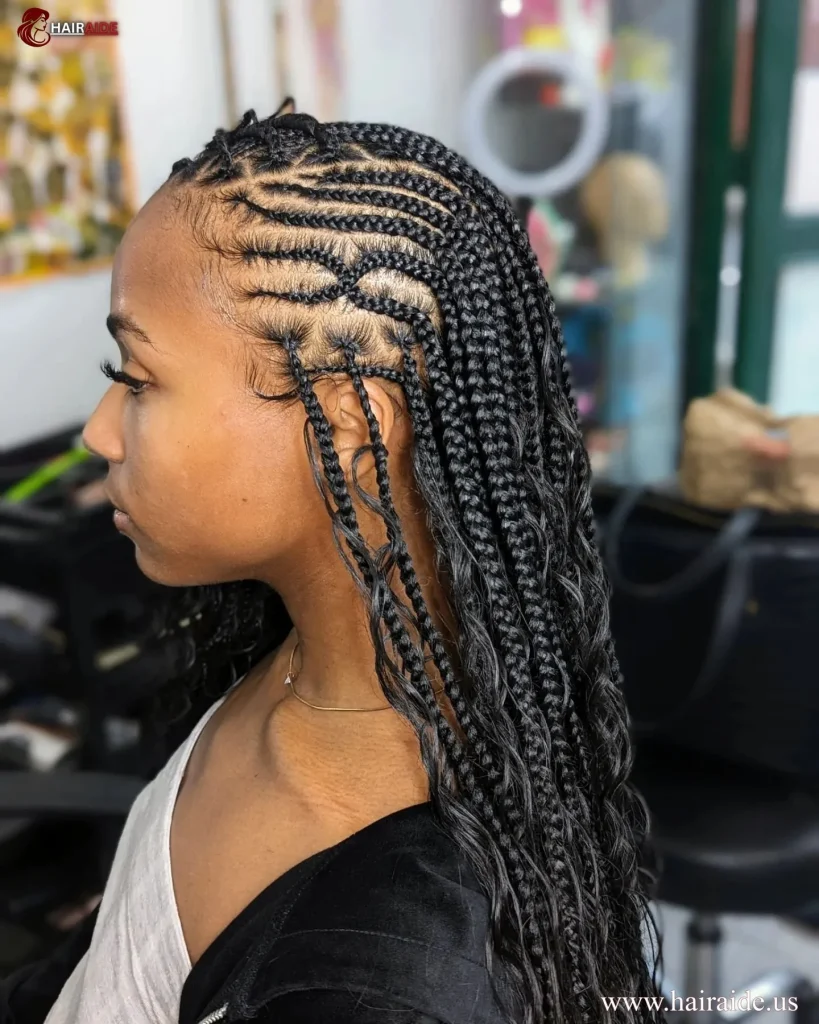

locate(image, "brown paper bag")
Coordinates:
679 388 819 513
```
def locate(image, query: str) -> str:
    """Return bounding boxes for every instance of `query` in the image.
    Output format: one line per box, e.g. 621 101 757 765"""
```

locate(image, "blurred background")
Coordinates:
1 0 818 1016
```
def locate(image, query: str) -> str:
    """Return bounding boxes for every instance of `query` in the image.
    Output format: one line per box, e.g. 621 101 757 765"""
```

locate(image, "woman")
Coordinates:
16 8 51 46
5 106 661 1024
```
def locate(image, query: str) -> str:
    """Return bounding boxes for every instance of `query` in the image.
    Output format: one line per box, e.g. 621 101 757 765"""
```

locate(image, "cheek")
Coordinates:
123 392 318 568
208 414 309 540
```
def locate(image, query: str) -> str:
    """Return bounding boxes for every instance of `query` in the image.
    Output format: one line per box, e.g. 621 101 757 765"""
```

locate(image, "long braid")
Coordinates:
344 280 565 944
438 123 657 990
165 110 663 1024
318 151 597 812
289 324 552 1015
416 123 655 991
315 172 591 806
435 220 597 1013
340 121 655 984
278 210 568 1003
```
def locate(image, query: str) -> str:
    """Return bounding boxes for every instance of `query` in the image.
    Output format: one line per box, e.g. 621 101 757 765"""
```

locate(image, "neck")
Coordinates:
257 487 457 717
244 515 448 818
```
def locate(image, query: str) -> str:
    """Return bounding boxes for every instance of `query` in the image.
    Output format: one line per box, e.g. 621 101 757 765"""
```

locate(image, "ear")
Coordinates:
314 377 396 482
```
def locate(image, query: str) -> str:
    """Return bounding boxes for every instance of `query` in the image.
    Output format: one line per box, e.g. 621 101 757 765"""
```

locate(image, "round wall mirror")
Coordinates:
463 47 610 198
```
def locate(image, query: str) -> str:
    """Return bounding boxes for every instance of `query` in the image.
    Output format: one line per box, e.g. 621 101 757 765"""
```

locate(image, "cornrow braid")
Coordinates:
163 109 662 1024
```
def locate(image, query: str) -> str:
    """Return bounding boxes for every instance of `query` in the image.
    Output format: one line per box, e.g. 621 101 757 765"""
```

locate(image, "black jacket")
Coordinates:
2 803 515 1024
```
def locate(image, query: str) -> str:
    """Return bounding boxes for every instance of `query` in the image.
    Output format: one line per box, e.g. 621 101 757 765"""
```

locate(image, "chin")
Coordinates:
132 548 179 586
133 545 240 589
132 547 196 588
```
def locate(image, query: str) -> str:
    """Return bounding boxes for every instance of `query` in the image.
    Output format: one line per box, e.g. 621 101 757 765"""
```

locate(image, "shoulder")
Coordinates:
235 804 513 1024
287 802 489 950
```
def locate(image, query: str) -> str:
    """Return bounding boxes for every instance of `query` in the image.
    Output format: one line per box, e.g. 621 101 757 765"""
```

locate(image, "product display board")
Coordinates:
0 0 135 284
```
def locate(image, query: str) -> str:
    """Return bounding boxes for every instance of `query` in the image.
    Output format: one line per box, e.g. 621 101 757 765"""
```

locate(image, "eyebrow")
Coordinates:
106 313 155 348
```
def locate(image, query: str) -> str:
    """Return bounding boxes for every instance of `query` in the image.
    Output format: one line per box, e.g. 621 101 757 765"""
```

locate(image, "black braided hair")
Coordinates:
160 108 663 1024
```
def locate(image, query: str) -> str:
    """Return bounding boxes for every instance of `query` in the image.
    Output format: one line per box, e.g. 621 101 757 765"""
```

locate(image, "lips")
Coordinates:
104 484 133 529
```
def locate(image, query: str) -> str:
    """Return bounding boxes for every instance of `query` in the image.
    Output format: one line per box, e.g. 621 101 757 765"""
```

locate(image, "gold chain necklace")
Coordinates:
283 642 447 712
284 642 392 712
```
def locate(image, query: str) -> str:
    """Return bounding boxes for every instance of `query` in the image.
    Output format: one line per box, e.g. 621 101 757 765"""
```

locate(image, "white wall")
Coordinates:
0 0 489 450
280 0 490 150
340 0 492 153
224 0 280 120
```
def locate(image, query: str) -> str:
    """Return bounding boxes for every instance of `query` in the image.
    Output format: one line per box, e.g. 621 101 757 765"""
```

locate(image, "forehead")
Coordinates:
112 185 204 308
108 184 261 379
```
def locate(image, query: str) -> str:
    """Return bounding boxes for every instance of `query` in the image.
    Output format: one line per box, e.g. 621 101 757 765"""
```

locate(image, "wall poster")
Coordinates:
0 0 135 284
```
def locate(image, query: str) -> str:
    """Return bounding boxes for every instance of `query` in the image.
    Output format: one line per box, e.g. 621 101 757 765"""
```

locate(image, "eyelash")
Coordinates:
101 360 149 395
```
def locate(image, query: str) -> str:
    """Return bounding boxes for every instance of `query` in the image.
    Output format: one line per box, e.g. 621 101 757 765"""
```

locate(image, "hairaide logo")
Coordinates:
16 8 119 44
17 7 51 46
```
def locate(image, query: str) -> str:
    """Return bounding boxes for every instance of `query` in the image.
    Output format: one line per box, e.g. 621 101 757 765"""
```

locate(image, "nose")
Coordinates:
82 386 125 464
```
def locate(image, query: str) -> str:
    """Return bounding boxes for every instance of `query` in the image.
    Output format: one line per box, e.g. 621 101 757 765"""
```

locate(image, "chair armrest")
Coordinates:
0 771 144 818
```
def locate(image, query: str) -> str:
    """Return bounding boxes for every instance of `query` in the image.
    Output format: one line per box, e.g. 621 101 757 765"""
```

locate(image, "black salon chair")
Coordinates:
0 772 144 819
633 743 819 1023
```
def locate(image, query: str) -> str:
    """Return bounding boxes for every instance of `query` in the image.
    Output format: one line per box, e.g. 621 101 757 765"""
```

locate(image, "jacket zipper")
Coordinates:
195 1004 227 1024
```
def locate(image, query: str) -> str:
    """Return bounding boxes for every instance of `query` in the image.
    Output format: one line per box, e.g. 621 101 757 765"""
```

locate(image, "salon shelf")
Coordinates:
0 426 169 774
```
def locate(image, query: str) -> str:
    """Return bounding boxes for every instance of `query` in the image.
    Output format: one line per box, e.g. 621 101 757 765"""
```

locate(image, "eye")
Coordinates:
101 359 150 396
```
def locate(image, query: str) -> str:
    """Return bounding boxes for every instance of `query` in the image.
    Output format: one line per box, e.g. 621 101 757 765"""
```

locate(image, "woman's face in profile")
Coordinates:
83 184 323 588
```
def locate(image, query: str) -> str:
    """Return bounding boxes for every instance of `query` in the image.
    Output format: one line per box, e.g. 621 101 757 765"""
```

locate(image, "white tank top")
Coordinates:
44 696 226 1024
